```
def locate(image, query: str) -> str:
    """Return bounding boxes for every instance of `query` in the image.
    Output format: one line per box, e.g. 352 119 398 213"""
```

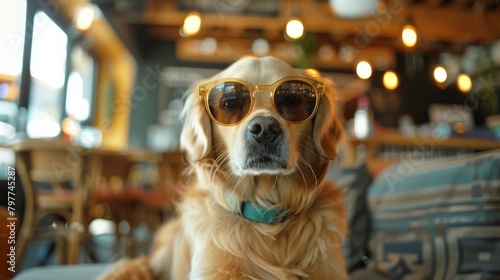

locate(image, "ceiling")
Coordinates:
93 0 500 68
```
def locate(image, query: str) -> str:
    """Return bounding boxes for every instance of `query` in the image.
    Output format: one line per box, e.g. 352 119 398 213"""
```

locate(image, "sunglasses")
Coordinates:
198 77 325 126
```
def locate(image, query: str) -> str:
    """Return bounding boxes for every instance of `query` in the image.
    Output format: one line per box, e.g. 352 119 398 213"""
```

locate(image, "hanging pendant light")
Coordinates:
285 17 304 40
457 73 472 93
383 70 399 90
181 12 201 37
402 24 417 48
75 3 100 31
433 65 447 84
356 61 372 80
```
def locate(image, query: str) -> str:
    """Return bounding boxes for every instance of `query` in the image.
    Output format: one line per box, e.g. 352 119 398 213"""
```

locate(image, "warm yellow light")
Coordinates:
182 12 201 36
457 73 472 93
285 18 304 40
383 70 399 90
402 25 417 48
75 4 96 31
356 61 372 80
433 65 447 83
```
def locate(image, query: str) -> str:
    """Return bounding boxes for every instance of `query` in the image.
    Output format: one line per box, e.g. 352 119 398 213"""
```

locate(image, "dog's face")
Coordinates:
181 56 342 185
211 63 309 177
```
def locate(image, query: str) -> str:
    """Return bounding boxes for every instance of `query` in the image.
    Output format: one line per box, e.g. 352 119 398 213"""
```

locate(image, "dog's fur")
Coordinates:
99 56 347 280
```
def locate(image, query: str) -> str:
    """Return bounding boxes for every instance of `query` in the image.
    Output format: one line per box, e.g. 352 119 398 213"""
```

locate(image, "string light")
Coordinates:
383 70 399 90
433 65 447 84
356 61 372 80
457 73 472 93
182 12 201 37
402 24 417 48
285 18 304 40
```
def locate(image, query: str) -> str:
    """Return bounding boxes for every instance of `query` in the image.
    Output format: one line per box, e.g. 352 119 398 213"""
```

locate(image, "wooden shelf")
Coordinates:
346 128 500 164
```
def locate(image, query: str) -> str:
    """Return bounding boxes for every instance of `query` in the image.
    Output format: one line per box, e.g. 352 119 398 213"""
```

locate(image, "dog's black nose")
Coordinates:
247 116 282 144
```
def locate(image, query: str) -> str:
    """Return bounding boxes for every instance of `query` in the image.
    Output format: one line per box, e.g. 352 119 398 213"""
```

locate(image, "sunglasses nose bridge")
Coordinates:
252 86 274 106
249 86 275 115
255 85 273 93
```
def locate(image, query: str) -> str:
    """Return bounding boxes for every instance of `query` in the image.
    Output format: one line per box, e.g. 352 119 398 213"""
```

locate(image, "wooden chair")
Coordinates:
12 138 82 266
13 137 185 265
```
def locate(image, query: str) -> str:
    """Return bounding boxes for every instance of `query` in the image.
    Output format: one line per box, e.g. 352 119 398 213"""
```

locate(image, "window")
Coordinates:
0 0 26 79
0 0 26 178
0 0 26 139
66 45 95 122
27 11 68 139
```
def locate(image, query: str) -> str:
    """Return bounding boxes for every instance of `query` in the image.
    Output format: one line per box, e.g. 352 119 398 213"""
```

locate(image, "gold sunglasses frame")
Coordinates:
198 76 325 126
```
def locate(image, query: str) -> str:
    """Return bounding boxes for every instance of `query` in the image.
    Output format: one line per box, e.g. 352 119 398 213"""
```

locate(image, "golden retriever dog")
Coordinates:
100 56 347 280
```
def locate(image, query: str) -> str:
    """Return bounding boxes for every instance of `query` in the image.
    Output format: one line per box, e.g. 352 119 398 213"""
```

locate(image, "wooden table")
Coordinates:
11 138 183 264
66 146 165 263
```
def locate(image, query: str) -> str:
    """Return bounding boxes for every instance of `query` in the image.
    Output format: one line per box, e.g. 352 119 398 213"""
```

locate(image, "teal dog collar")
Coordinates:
240 201 288 225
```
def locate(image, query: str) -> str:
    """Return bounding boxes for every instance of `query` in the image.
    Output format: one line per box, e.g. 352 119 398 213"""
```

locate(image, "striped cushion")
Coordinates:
367 150 500 280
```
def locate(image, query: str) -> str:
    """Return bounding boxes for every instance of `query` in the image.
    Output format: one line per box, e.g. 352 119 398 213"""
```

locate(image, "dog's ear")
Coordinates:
312 79 344 161
180 86 212 162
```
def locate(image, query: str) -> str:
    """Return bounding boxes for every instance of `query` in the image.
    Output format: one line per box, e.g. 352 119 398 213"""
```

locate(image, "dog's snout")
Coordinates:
247 116 282 144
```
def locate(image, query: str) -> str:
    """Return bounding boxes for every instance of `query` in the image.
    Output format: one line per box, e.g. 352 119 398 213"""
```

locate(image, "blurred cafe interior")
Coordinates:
1 0 500 279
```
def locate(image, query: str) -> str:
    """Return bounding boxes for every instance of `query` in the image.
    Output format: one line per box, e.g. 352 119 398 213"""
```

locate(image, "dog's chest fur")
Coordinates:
179 183 347 279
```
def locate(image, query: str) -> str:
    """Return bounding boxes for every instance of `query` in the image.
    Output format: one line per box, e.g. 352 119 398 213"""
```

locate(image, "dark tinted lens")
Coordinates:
273 81 317 122
207 82 251 124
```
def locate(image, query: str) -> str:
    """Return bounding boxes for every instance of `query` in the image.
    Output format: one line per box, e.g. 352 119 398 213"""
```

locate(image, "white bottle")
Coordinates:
353 96 372 139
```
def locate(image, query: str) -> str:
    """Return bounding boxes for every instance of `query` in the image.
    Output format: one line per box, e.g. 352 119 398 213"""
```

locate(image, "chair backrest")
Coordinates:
11 138 78 189
11 138 86 268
